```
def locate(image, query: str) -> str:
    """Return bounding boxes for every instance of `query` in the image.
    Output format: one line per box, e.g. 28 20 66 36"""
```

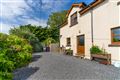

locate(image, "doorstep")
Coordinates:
74 54 85 59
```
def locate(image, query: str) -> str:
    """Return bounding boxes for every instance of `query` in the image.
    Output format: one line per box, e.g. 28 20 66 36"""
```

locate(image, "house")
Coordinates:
60 0 120 65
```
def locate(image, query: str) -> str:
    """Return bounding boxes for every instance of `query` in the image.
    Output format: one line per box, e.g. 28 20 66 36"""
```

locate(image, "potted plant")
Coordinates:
65 48 73 56
90 45 111 65
90 45 103 54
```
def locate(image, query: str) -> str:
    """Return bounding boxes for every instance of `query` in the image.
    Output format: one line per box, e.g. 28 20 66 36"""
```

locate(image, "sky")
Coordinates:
0 0 94 33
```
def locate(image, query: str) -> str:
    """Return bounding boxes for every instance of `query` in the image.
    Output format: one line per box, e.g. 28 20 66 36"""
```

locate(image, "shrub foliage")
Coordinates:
0 33 32 80
9 26 43 52
90 45 103 54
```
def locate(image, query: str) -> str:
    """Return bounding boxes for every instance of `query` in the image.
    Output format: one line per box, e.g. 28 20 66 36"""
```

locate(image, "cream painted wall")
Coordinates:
60 7 82 55
79 12 92 59
60 7 92 57
92 0 120 61
60 0 120 62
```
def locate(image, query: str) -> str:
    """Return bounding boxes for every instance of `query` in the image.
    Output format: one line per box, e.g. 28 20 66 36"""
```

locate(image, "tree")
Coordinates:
43 37 56 46
47 10 67 42
18 24 49 42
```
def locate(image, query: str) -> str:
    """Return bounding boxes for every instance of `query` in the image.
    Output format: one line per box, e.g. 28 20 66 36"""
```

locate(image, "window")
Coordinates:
70 12 78 27
111 27 120 44
66 38 71 46
78 35 85 46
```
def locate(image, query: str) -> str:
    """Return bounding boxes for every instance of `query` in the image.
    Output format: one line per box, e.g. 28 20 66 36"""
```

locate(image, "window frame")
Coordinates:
70 12 78 27
111 27 120 45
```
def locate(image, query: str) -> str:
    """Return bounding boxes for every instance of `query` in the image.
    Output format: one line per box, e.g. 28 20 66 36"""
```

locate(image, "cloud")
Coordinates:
0 0 93 34
0 0 48 33
0 22 16 34
1 1 27 24
25 19 47 27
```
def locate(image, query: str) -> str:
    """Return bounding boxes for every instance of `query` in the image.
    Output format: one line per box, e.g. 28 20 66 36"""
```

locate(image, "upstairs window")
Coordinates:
111 27 120 44
70 12 78 27
66 38 71 46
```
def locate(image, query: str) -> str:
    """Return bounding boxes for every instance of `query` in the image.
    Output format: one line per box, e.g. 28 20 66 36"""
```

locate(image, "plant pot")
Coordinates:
65 50 73 56
91 53 111 65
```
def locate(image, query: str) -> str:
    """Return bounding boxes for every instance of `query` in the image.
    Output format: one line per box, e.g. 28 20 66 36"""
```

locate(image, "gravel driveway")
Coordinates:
13 52 120 80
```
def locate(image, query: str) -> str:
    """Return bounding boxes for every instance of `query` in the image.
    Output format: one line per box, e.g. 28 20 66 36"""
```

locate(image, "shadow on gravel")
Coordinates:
13 67 39 80
31 54 42 62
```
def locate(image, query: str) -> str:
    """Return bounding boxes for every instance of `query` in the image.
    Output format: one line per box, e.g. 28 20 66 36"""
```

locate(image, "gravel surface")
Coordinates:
13 52 120 80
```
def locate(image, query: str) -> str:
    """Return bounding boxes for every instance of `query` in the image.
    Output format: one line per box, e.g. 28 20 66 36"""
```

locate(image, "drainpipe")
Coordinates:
91 8 94 45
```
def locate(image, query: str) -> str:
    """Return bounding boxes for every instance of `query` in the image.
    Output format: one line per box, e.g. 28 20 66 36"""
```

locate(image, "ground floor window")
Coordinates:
111 27 120 44
66 37 71 46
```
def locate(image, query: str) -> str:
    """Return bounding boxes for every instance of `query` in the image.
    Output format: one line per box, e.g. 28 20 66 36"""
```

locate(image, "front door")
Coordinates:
77 35 85 56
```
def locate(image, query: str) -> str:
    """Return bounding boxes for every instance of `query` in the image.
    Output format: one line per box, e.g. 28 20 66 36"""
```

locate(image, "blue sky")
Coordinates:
0 0 94 33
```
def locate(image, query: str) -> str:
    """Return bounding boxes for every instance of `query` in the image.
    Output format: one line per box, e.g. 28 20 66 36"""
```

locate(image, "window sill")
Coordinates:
108 44 120 47
66 45 71 47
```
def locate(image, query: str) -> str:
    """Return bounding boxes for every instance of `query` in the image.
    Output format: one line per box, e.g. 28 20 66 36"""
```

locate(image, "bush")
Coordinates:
65 48 73 56
32 42 43 52
0 33 32 80
0 72 13 80
0 57 14 72
7 35 32 67
9 27 43 52
90 45 103 54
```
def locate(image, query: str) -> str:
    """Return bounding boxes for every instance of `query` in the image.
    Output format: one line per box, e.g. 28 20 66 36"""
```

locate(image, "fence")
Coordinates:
50 43 60 52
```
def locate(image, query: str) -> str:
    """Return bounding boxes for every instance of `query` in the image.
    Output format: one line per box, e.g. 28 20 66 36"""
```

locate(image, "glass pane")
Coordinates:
79 36 84 46
112 27 120 42
71 12 77 26
112 28 120 35
67 38 71 46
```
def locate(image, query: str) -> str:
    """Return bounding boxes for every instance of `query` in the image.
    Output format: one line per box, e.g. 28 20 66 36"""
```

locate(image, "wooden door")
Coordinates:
77 35 85 56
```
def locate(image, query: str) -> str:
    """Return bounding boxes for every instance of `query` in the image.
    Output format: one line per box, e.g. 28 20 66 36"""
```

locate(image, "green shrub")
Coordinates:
0 59 14 72
32 42 43 52
0 33 32 80
65 48 73 56
23 44 32 53
6 35 32 68
9 27 43 52
0 33 8 49
0 72 13 80
90 45 103 54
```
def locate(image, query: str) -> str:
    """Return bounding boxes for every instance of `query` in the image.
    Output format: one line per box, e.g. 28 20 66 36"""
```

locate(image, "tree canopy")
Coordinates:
47 10 67 42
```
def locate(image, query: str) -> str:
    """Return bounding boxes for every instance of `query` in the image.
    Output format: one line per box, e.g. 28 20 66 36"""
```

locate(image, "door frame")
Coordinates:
76 34 85 55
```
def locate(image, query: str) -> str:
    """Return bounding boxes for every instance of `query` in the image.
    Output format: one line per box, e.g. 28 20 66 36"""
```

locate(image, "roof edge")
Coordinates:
66 2 87 17
79 0 105 15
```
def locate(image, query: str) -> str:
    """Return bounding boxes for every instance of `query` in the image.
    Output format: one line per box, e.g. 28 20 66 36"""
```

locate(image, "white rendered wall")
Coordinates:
60 0 120 62
60 7 82 55
92 0 120 61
